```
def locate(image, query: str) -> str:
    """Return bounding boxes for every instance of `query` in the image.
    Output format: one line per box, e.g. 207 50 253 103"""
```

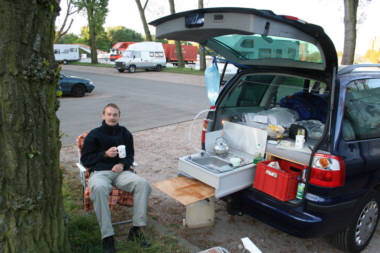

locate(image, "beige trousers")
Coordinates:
89 170 151 239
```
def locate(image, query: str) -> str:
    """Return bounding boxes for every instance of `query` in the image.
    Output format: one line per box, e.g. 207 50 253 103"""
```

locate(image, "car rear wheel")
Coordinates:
333 191 379 253
155 65 162 72
128 65 136 73
71 84 86 97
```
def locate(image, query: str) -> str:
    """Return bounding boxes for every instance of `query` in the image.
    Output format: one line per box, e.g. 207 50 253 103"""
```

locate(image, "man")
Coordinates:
81 103 151 252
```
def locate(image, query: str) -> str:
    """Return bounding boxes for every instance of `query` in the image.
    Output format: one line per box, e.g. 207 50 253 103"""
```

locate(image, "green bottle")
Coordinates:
253 143 262 165
296 182 305 200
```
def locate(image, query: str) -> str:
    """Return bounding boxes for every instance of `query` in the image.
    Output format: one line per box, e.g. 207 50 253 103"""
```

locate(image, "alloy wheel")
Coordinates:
354 200 379 246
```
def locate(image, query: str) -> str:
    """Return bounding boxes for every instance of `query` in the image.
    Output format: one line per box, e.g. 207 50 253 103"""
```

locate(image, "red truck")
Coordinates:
109 42 135 61
162 44 197 64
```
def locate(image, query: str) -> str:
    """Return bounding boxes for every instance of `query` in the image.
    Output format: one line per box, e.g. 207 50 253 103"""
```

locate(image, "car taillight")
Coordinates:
201 106 215 149
310 153 345 187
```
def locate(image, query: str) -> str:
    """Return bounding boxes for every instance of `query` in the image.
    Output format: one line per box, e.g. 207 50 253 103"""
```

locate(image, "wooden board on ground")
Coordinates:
153 176 215 206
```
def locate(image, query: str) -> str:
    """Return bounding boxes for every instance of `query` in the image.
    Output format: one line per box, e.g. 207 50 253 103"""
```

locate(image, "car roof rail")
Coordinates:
338 64 380 75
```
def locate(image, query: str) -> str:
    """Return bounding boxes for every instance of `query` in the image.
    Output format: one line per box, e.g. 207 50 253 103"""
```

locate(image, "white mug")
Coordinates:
117 145 126 158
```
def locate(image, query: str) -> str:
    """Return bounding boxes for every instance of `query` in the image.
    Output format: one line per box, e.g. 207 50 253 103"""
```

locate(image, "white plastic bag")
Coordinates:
205 58 220 106
267 161 281 170
244 108 299 128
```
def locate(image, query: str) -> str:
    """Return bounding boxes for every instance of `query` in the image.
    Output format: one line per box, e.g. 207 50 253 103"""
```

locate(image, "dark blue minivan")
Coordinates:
151 8 380 252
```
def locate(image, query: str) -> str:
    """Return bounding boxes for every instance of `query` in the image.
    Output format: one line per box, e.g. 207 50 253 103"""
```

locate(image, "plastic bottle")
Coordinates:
296 169 306 200
296 182 305 200
253 143 263 165
295 129 305 149
205 57 220 106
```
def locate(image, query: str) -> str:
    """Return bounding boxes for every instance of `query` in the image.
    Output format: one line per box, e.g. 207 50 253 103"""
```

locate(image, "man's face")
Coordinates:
102 106 120 126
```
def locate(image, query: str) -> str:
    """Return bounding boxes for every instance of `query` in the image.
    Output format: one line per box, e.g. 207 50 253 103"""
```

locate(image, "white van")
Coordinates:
114 42 166 73
54 44 80 64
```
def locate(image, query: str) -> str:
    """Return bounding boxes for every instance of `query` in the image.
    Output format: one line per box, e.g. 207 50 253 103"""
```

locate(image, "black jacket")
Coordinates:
81 121 134 172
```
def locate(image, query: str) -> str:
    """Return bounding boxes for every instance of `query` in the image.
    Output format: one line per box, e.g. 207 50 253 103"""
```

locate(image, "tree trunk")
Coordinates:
135 0 153 41
87 5 98 64
198 0 206 71
168 0 185 67
0 0 70 252
342 0 358 65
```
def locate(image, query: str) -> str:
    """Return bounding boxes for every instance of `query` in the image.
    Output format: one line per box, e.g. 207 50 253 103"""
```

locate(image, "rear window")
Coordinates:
208 34 323 68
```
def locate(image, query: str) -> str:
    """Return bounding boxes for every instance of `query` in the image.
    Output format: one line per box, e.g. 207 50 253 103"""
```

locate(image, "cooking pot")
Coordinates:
213 136 230 155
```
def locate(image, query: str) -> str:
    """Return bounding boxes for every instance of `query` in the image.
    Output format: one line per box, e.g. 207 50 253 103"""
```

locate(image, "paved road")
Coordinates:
57 66 210 145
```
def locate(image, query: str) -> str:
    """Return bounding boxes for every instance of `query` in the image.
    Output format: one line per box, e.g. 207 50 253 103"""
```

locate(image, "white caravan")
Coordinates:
54 44 80 64
114 42 166 73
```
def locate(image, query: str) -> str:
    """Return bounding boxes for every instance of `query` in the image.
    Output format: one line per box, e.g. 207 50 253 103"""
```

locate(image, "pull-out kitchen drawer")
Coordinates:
178 154 255 198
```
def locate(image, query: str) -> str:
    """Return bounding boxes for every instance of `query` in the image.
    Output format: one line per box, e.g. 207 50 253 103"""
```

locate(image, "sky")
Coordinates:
56 0 380 55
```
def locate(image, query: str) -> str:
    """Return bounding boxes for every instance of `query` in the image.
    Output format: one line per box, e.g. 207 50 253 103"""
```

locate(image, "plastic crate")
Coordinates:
253 160 305 201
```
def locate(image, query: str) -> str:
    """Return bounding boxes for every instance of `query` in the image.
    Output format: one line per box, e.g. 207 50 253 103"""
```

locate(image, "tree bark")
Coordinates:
135 0 153 41
198 0 206 71
0 0 69 252
168 0 185 67
342 0 358 65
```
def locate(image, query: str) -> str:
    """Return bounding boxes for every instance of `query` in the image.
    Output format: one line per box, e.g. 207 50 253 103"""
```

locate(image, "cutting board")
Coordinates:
153 176 215 206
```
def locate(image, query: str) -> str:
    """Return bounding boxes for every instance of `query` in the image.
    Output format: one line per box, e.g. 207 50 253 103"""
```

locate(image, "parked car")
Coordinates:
114 42 166 73
151 8 380 252
59 73 95 97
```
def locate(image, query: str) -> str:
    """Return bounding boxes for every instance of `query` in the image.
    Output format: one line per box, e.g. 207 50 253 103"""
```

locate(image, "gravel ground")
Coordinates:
61 119 380 253
60 66 380 253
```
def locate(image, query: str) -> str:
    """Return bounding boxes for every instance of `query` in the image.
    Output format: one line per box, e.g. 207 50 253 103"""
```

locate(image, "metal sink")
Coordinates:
186 153 233 174
179 151 255 198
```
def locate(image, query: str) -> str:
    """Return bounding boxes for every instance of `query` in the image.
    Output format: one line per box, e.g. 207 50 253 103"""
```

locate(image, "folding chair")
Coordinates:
76 132 136 225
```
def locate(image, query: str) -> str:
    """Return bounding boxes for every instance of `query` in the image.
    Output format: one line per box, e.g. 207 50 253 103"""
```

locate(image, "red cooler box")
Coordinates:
253 160 305 201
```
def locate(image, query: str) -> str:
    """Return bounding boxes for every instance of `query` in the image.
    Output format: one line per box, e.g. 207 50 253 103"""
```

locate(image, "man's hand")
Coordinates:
111 163 124 173
105 147 118 158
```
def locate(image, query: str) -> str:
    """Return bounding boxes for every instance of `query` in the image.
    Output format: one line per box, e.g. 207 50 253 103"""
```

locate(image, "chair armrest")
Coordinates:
130 161 138 173
76 162 87 188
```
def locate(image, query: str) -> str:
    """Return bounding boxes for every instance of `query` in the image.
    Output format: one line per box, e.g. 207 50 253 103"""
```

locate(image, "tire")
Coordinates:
118 69 125 73
71 84 86 97
333 191 379 253
128 65 136 73
155 65 162 72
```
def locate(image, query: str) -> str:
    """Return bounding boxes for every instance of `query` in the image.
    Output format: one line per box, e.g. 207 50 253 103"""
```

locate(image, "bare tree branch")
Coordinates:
61 19 74 37
55 0 78 42
143 0 149 10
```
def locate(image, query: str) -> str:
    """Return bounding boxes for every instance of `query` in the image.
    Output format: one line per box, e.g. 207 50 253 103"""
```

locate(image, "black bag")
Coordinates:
289 124 308 140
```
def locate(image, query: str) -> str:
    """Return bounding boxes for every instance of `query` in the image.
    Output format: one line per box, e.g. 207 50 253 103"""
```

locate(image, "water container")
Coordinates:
205 58 220 106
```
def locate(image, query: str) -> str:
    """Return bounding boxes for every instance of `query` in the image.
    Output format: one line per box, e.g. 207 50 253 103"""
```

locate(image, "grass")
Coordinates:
70 61 113 68
163 67 203 75
62 166 191 253
68 62 204 75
